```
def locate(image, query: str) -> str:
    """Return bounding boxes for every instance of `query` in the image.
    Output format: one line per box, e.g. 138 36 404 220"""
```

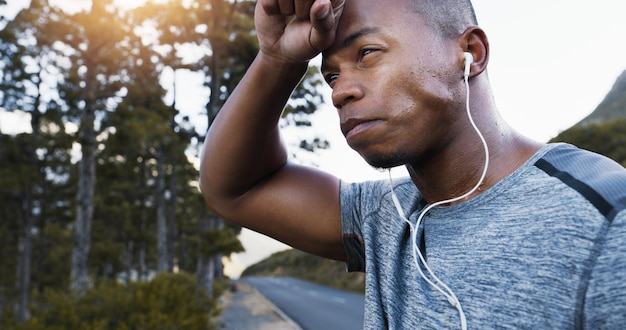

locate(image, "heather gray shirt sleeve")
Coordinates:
340 144 626 329
585 211 626 328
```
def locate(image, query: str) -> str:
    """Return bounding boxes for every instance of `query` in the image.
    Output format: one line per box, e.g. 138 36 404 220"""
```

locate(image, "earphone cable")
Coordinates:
387 71 488 330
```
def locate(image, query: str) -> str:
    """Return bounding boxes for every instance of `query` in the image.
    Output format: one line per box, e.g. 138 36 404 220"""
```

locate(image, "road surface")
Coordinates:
243 276 365 330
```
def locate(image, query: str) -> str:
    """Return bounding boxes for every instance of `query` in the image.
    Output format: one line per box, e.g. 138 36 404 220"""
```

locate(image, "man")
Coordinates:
200 0 626 328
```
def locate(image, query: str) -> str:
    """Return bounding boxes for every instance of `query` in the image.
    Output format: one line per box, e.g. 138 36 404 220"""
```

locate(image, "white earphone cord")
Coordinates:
388 66 489 330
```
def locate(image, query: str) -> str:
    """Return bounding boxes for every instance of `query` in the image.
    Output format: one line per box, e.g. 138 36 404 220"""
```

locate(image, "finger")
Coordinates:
294 0 315 20
277 0 295 15
309 0 344 51
260 0 280 15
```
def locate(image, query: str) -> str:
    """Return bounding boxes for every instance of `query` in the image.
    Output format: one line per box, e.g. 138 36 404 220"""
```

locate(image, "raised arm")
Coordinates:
199 0 346 260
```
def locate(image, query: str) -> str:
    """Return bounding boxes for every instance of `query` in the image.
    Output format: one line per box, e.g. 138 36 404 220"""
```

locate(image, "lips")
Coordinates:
340 117 382 140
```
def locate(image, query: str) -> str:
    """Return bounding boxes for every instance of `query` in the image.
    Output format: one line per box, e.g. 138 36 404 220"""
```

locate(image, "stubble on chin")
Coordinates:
362 150 406 170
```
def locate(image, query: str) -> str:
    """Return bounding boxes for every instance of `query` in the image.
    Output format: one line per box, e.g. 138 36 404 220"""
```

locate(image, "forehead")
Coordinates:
335 0 409 38
322 0 427 61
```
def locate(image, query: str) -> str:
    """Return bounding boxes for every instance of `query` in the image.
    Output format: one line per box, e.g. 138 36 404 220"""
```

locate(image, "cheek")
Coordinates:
381 65 461 148
379 66 421 113
382 67 437 123
404 63 460 117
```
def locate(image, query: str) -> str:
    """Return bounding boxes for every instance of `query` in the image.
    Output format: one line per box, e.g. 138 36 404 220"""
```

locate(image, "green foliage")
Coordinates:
550 117 626 167
0 0 327 323
577 70 626 125
199 227 244 257
283 66 326 117
15 273 216 330
242 249 365 294
0 118 74 314
551 68 626 167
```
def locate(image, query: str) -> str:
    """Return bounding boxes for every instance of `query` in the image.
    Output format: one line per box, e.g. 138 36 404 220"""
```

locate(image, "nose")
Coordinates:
331 74 364 109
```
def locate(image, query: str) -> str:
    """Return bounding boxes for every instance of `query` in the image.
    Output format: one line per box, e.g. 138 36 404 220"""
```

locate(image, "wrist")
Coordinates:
256 51 310 80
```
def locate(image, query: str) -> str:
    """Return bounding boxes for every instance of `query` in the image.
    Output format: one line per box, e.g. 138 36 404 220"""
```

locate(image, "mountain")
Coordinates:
577 69 626 126
551 69 626 167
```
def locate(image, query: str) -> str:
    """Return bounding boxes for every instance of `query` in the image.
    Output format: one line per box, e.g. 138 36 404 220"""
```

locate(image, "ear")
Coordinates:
458 26 489 78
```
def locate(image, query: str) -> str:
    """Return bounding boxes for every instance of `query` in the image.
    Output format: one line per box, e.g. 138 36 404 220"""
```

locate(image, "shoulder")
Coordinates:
534 143 626 221
340 176 418 213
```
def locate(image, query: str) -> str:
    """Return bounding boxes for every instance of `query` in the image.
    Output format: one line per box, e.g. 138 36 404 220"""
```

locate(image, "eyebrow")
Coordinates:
341 26 381 49
321 26 382 73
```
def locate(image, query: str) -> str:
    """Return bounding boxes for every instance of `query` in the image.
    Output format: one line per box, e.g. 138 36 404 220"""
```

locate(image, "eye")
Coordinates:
324 73 339 87
360 48 376 57
357 47 381 67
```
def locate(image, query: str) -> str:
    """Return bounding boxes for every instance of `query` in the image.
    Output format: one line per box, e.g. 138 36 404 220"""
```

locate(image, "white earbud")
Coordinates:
463 52 473 78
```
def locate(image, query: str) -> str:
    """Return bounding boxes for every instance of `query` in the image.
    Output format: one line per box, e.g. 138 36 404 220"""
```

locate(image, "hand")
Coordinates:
255 0 345 64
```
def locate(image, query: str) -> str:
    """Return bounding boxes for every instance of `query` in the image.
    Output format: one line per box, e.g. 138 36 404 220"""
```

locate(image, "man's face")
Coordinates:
321 0 464 169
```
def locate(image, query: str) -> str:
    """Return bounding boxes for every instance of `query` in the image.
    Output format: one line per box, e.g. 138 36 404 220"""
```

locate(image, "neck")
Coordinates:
406 102 542 205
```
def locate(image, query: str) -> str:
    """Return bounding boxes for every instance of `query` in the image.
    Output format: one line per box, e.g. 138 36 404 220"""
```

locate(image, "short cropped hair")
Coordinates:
406 0 478 38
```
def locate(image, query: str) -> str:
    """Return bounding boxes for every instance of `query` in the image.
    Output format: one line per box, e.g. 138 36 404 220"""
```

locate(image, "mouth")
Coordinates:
341 117 382 140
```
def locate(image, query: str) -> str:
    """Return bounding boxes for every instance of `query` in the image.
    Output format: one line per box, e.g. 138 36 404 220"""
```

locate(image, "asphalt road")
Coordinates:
242 276 365 330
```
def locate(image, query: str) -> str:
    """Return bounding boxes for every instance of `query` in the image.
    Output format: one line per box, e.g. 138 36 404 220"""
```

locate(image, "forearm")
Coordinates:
200 52 309 206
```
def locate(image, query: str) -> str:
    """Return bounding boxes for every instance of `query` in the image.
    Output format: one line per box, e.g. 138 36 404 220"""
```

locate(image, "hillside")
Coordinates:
577 69 626 126
551 69 626 166
241 249 365 294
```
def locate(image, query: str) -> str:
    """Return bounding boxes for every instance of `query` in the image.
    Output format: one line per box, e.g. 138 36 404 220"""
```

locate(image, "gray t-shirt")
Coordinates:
341 143 626 329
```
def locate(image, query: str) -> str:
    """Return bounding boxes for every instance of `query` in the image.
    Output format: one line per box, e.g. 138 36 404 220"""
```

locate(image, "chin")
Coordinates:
361 151 406 170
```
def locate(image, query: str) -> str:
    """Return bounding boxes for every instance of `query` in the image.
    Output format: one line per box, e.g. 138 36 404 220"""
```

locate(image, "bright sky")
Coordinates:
2 0 626 277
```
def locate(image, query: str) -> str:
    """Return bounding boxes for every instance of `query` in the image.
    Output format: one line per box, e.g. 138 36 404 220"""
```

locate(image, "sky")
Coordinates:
2 0 626 277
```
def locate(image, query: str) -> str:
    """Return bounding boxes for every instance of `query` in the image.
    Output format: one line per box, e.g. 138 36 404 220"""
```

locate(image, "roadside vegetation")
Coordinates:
242 249 365 294
1 273 233 330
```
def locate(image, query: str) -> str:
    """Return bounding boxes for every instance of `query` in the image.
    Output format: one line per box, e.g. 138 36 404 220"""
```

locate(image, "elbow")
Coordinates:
198 158 220 212
198 141 224 211
198 163 239 222
198 171 210 203
198 167 220 212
